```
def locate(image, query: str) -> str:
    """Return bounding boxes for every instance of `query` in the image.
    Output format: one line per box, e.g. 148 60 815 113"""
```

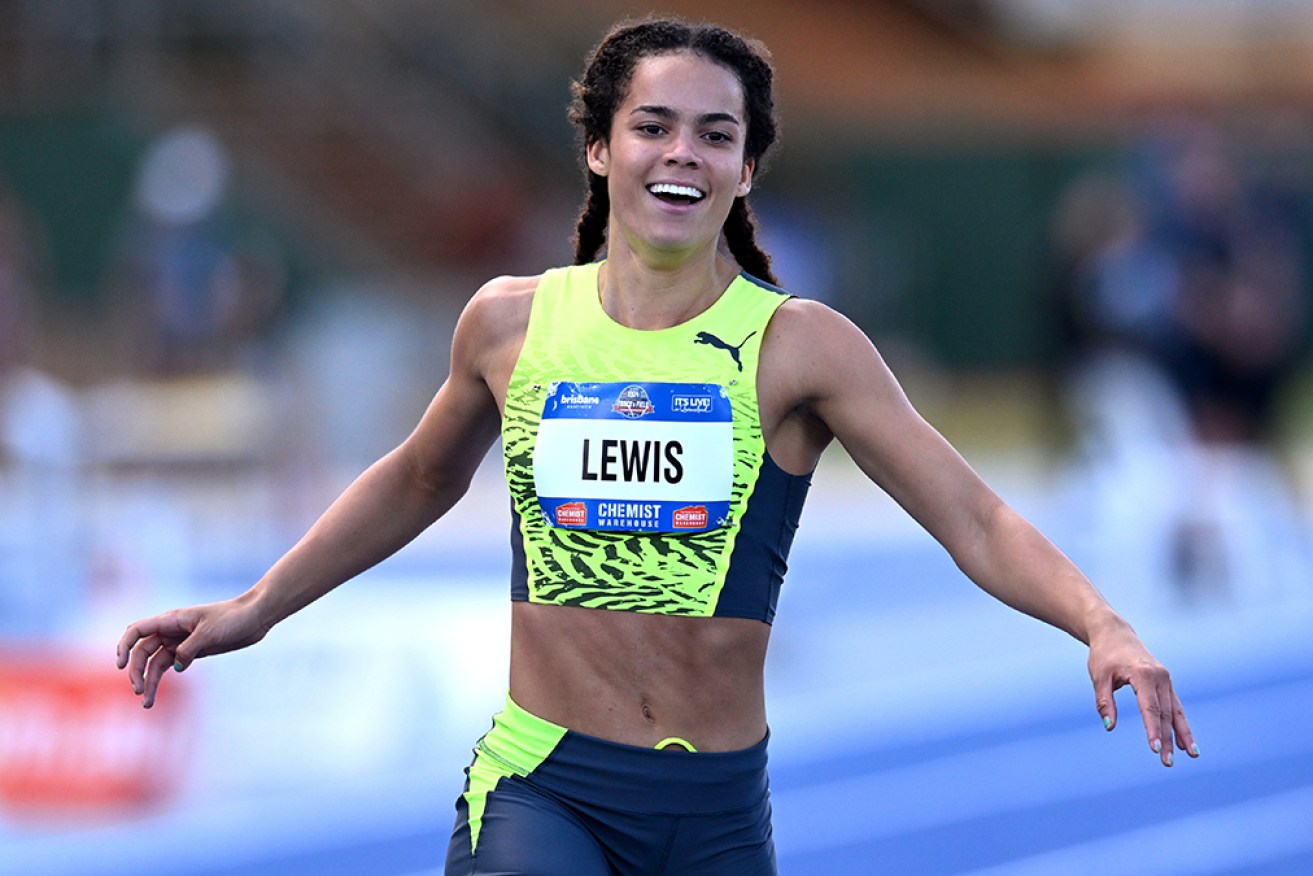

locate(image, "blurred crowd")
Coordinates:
1 111 1311 638
0 98 1311 854
1052 115 1311 608
103 125 288 377
1 124 286 638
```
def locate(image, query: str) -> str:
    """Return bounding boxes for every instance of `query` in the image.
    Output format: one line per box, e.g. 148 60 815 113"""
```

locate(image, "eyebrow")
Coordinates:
630 105 742 127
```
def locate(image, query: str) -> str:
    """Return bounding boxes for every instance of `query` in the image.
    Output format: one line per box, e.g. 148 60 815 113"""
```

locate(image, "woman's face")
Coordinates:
587 51 754 264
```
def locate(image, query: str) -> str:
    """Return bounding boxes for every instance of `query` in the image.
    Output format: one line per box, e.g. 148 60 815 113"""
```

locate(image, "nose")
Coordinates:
663 128 699 167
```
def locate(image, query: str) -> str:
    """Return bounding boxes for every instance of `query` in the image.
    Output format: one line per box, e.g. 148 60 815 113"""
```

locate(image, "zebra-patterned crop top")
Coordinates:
501 261 810 623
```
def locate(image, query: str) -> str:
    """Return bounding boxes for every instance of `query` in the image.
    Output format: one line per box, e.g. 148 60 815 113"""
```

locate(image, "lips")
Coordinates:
647 182 706 204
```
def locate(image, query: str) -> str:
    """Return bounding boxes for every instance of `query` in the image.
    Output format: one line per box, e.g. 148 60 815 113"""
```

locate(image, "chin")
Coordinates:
640 243 711 266
636 228 717 259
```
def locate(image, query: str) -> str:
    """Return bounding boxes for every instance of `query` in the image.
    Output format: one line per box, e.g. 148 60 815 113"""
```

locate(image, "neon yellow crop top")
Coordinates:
502 261 810 622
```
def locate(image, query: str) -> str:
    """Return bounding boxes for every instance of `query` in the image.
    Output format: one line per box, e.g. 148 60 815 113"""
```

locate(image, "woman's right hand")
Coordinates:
116 594 272 708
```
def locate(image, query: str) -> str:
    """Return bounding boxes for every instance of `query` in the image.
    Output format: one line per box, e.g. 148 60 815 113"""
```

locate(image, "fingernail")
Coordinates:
174 661 185 673
1152 739 1162 753
1165 752 1174 766
1102 715 1112 730
1191 744 1200 757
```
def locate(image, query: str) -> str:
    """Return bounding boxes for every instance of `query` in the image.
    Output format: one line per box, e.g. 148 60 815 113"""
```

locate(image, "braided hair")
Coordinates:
568 17 780 285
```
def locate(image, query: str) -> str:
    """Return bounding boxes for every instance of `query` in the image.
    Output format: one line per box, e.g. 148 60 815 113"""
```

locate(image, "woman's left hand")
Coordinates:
1088 619 1199 766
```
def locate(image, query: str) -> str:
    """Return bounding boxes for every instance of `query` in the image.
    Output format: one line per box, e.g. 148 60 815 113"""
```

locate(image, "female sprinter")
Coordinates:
117 17 1198 875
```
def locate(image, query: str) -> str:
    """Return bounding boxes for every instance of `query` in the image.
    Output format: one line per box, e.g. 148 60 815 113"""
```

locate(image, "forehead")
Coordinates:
621 51 746 117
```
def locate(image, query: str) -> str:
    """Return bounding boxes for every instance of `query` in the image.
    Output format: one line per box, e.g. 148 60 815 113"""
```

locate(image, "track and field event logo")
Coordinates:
612 385 655 419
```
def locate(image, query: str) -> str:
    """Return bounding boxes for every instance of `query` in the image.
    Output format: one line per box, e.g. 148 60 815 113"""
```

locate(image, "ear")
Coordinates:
736 158 756 198
586 137 610 177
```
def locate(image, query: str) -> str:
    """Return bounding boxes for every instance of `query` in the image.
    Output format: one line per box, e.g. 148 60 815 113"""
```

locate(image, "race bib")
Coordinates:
533 381 733 533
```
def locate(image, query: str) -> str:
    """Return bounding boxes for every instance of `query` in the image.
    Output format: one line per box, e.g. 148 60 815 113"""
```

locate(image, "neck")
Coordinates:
598 240 740 331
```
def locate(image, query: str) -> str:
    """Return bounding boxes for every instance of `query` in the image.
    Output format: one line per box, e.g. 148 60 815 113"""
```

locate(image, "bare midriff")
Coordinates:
508 601 770 753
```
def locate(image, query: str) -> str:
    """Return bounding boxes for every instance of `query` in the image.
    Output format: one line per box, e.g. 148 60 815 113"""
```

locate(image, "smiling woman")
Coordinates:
584 51 757 282
115 14 1198 876
569 19 779 289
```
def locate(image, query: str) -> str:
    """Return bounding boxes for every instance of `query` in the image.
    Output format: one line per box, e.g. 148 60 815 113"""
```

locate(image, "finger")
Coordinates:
1131 668 1177 766
1130 671 1167 760
116 617 172 672
1157 679 1176 766
1170 690 1200 758
173 627 205 672
118 615 180 671
127 634 165 695
1093 673 1117 732
116 624 143 669
141 645 176 709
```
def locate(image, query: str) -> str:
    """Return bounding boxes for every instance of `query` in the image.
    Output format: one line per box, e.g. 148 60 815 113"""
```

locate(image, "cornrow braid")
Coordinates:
724 198 777 285
573 171 610 264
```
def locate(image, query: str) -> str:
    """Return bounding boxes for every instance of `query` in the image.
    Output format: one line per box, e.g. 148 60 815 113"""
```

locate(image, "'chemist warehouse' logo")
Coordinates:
672 505 709 529
612 385 654 419
554 502 588 527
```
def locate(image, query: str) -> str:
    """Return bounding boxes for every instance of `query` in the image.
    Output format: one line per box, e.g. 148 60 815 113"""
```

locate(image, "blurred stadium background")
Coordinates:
2 1 1312 873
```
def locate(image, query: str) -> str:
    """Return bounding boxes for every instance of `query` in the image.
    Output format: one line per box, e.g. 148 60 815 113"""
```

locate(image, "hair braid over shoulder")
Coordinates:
724 198 777 285
572 172 610 264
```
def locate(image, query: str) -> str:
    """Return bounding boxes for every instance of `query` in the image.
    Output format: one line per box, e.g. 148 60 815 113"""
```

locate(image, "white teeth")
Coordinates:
648 183 704 200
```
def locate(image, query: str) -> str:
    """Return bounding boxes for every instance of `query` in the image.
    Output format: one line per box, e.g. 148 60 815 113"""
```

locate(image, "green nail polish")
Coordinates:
1102 716 1112 730
174 661 184 673
1191 744 1200 757
1165 752 1174 766
1152 739 1162 753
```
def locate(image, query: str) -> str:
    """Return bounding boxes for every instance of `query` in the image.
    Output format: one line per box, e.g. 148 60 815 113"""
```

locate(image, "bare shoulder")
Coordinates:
463 273 541 331
757 296 897 471
475 273 542 301
763 297 884 395
769 296 864 342
452 273 540 368
448 272 551 405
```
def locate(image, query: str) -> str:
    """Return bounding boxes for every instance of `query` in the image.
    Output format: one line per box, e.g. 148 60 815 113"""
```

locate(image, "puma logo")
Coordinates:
694 330 757 372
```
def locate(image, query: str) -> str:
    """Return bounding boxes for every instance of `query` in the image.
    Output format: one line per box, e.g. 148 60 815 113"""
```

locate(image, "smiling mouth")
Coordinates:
647 183 705 205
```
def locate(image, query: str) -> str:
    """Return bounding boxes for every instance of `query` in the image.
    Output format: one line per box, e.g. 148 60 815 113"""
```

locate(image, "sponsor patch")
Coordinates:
672 505 709 529
554 501 588 527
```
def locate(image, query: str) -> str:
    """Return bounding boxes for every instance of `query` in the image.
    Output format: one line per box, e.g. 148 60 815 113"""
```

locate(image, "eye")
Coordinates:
704 130 734 145
636 123 666 136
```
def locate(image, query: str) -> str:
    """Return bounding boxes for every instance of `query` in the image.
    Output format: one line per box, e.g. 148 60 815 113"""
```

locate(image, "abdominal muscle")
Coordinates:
508 601 771 752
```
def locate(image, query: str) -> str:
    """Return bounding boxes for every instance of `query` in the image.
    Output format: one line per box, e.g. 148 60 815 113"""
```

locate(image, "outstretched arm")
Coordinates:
771 299 1198 766
117 277 529 707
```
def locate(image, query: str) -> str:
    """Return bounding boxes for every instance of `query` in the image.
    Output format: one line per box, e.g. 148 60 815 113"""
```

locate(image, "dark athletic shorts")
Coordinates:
444 694 776 875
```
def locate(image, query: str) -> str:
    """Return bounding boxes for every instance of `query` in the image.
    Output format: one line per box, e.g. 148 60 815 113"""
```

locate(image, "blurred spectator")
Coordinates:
1055 122 1308 444
1141 120 1307 446
104 124 287 376
1052 117 1310 607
